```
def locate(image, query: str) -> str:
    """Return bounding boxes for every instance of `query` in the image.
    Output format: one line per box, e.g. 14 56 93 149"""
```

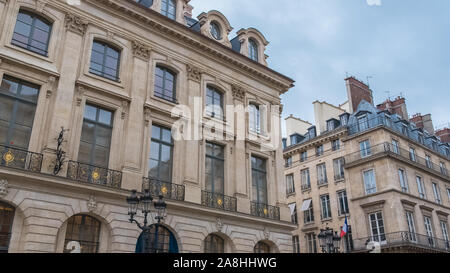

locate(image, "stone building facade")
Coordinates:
284 78 450 253
0 0 296 253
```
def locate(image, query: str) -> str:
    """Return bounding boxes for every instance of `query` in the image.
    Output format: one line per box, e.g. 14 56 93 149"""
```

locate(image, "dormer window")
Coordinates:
357 115 369 131
418 132 424 144
210 21 222 40
135 0 153 8
340 115 348 126
432 139 438 151
401 124 409 136
161 0 176 20
248 38 258 61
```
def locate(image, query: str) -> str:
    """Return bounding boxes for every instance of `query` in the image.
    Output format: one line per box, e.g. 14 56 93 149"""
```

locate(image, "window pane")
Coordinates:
77 141 92 164
93 146 109 168
98 109 112 125
151 125 161 140
80 122 95 143
95 126 112 148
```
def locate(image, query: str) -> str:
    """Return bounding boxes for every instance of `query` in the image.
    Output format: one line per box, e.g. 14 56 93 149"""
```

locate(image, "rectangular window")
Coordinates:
89 41 121 81
369 212 386 243
440 162 447 176
301 169 311 191
206 86 224 120
205 142 224 194
285 157 292 167
432 140 438 151
303 199 314 224
300 151 307 162
316 145 324 156
401 124 409 136
327 120 335 131
12 10 52 56
149 124 173 183
337 190 349 216
363 169 377 195
398 169 409 193
252 156 267 205
424 216 435 247
392 139 399 154
286 174 295 195
440 221 449 250
320 194 332 220
249 104 262 134
425 155 433 169
0 76 40 149
343 225 354 253
416 176 426 199
360 140 372 158
357 115 369 131
409 148 416 162
317 163 328 186
418 132 424 144
332 139 340 151
306 233 317 253
292 236 300 253
405 211 417 242
290 203 298 224
432 182 442 205
333 158 345 181
78 104 113 168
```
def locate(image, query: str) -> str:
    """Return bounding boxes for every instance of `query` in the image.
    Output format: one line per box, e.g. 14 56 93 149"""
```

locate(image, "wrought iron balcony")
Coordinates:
142 178 185 201
345 142 450 180
352 231 450 253
250 202 280 221
66 161 122 188
0 144 43 173
201 191 237 212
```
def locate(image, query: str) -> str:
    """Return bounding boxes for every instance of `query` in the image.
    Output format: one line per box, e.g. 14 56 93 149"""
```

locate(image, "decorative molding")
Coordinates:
186 64 202 82
231 84 246 100
106 30 114 40
87 195 97 212
65 13 88 35
75 86 85 106
46 76 56 99
132 40 151 60
144 106 151 126
36 0 47 13
121 101 129 119
263 226 270 240
0 179 8 197
216 218 223 232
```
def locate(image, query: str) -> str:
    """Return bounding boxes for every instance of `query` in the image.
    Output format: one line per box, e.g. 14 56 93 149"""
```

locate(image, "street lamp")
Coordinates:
126 189 167 253
318 227 341 253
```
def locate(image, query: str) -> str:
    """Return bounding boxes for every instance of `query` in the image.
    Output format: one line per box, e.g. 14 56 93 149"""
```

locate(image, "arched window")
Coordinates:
204 234 224 253
206 85 224 120
12 10 52 56
254 241 271 253
210 22 222 40
136 224 178 253
248 39 259 62
249 104 261 134
161 0 176 20
135 0 153 8
63 214 101 253
0 202 15 253
89 40 121 81
154 66 176 102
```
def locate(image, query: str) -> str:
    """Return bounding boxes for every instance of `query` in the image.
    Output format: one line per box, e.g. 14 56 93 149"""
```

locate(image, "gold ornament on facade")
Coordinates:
161 186 168 195
92 170 100 181
3 150 15 165
263 208 268 215
217 198 223 206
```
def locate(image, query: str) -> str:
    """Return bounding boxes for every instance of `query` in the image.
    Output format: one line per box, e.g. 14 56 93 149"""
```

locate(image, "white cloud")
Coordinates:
366 0 382 6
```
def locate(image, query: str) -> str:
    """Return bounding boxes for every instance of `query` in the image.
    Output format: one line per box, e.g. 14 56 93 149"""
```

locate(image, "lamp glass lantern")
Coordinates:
141 189 153 214
127 190 140 216
154 195 167 223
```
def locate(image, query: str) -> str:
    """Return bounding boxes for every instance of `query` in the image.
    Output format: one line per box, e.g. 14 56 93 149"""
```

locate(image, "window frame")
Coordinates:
368 211 386 244
416 176 426 200
161 0 176 20
205 142 225 194
337 190 349 216
154 65 177 103
251 156 268 205
205 85 224 120
432 182 442 205
398 168 409 193
248 38 259 62
320 194 332 220
359 139 372 158
363 169 377 195
286 174 295 195
149 124 174 183
204 234 224 253
89 40 121 82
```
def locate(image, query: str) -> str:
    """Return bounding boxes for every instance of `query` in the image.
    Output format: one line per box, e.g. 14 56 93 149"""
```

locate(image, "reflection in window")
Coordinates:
161 0 176 20
206 86 224 120
154 66 176 102
12 10 52 56
89 41 121 81
254 241 270 253
0 76 40 149
204 234 224 253
249 104 261 134
251 156 267 205
205 142 224 194
0 202 15 253
149 125 173 183
248 38 258 61
64 214 101 253
135 0 153 8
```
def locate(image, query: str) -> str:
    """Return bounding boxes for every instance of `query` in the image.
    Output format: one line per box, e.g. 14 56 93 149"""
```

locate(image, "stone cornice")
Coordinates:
283 128 347 156
85 0 294 93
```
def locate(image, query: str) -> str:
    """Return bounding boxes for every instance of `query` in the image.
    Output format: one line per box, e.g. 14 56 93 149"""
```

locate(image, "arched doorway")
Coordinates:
204 234 224 253
135 224 178 253
254 241 271 253
0 202 15 253
63 214 101 253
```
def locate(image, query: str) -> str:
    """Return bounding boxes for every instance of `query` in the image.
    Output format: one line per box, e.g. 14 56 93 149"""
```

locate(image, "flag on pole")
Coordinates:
341 215 348 238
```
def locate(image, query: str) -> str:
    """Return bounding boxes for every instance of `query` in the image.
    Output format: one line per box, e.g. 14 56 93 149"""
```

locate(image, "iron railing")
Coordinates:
142 178 185 201
0 144 43 173
352 231 450 253
345 142 450 179
250 202 280 221
66 161 122 188
201 191 237 212
348 115 450 160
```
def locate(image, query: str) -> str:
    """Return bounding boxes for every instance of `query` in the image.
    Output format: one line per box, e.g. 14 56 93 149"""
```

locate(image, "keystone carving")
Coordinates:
65 13 88 35
87 195 97 212
216 218 223 232
132 40 151 60
0 179 9 197
186 64 202 82
263 227 270 240
231 84 246 100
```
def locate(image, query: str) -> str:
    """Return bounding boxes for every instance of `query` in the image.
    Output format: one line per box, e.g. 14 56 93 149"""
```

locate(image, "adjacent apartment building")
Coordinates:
0 0 297 253
284 77 450 253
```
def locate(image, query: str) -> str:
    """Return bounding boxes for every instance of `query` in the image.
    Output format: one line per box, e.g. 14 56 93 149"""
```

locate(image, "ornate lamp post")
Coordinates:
126 189 167 253
318 226 341 253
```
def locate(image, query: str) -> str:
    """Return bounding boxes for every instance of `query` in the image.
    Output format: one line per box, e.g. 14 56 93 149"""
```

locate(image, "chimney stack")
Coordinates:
436 127 450 144
409 113 434 134
376 96 409 121
345 76 374 113
184 4 193 18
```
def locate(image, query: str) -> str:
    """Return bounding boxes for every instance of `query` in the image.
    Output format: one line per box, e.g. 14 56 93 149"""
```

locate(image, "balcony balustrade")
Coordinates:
66 161 122 188
201 191 237 212
143 178 185 201
0 144 43 173
250 202 280 220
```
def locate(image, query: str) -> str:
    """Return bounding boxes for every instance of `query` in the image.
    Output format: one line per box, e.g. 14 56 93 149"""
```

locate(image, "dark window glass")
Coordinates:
254 242 270 253
204 234 224 253
206 86 224 120
306 233 317 253
135 0 153 8
249 104 261 134
251 156 267 205
0 76 39 149
205 142 224 194
143 225 174 253
12 10 52 56
0 202 15 253
161 0 176 20
89 41 120 81
154 66 176 102
337 190 349 215
292 236 300 253
210 22 221 40
248 39 258 61
343 225 354 253
78 105 113 168
149 125 173 183
64 214 101 253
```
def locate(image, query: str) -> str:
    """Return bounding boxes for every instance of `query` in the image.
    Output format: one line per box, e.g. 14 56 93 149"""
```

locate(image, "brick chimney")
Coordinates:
436 128 450 144
376 96 409 121
345 77 374 113
409 113 434 134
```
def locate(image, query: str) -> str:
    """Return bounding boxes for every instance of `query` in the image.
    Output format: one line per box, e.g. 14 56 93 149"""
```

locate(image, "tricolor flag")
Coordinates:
341 215 348 238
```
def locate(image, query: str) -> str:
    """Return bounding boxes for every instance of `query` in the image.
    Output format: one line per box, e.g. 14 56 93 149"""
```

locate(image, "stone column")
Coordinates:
121 41 151 191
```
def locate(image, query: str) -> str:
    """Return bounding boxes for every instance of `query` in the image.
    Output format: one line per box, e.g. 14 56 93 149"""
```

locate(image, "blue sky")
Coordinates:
191 0 450 131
